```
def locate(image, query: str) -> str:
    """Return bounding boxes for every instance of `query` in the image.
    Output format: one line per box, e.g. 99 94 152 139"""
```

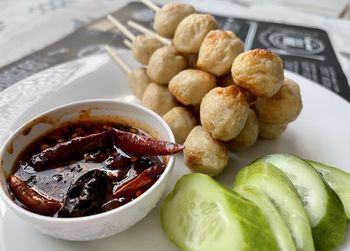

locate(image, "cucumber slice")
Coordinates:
234 185 297 251
161 173 279 251
307 160 350 219
234 160 314 251
261 154 346 251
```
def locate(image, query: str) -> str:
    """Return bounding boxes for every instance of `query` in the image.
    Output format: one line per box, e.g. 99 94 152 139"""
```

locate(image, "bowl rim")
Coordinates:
0 99 176 223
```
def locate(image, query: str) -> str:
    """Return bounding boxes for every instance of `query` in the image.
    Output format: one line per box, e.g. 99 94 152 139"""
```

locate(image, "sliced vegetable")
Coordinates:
234 185 297 251
261 154 346 251
161 173 279 251
307 160 350 219
234 160 314 251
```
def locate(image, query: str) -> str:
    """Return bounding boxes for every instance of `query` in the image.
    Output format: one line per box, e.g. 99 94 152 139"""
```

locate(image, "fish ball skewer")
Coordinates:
142 83 178 116
184 126 228 176
197 30 244 76
256 78 303 124
153 3 196 38
147 45 188 85
200 85 250 141
104 45 150 99
173 14 218 54
127 20 170 45
163 107 197 144
232 48 284 97
169 69 216 106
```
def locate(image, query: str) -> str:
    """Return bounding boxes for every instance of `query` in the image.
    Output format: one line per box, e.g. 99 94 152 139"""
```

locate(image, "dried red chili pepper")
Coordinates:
112 129 184 156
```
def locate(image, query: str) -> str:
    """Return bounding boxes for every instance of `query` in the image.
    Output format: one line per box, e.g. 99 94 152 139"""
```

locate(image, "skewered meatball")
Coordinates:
154 3 196 38
163 107 197 144
173 14 218 54
226 109 259 150
256 78 302 124
142 83 178 115
147 45 188 85
184 126 228 176
259 120 287 139
132 35 163 65
231 49 284 97
200 85 249 141
197 30 244 76
127 67 150 99
169 69 216 106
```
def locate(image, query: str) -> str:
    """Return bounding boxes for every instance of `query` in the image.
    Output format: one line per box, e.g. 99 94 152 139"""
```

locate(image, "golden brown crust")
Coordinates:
163 106 197 144
197 30 244 76
200 85 249 141
231 49 284 97
154 3 196 38
184 126 228 176
256 78 303 124
173 14 218 54
147 45 188 85
169 69 216 105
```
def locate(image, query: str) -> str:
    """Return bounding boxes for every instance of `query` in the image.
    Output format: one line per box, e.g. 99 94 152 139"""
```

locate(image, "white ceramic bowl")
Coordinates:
0 99 176 241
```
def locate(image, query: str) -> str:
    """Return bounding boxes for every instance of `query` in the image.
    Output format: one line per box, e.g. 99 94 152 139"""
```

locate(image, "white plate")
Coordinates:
0 52 349 251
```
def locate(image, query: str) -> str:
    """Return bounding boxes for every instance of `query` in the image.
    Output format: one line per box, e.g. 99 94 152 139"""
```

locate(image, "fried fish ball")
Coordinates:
147 45 188 85
200 85 249 141
169 69 216 106
127 67 150 99
256 78 302 124
226 109 259 150
184 126 228 176
197 30 244 76
132 35 163 65
232 49 284 97
163 106 197 144
173 14 218 54
154 3 196 38
259 120 287 139
142 83 178 115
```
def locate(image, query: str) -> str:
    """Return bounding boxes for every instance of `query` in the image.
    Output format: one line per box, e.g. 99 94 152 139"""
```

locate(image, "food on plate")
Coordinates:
233 185 297 251
226 109 259 150
168 69 216 106
173 14 218 54
258 120 288 139
261 154 346 251
8 119 183 217
132 35 163 65
147 45 188 84
163 106 197 144
154 3 196 38
183 126 228 176
197 30 244 76
161 173 279 251
234 160 315 251
127 67 150 99
307 160 350 219
256 78 303 124
231 49 284 97
200 85 249 141
142 83 178 115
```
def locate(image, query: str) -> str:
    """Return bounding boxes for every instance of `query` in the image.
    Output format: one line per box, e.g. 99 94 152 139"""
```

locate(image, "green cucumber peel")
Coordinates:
161 173 279 251
261 154 346 251
234 160 315 251
234 185 297 251
307 160 350 219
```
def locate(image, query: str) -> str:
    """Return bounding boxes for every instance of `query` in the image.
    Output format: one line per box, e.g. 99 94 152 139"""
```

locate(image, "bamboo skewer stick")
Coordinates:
104 45 131 74
127 20 170 45
107 15 136 41
123 39 133 49
139 0 160 12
